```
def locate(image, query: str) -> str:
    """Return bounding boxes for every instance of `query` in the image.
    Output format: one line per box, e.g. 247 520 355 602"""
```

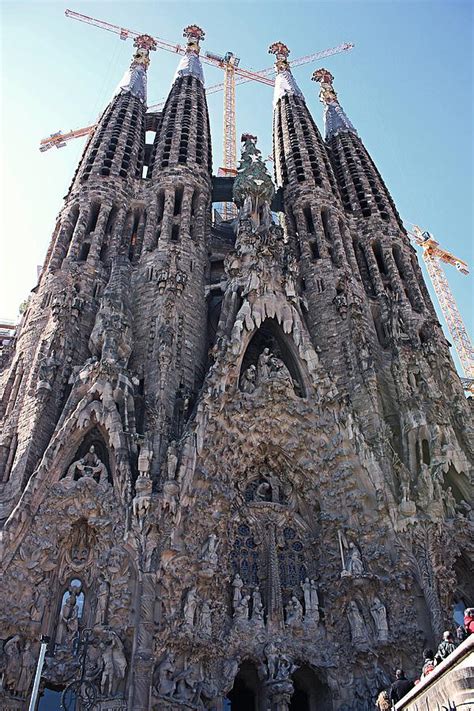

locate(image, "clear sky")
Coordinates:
1 0 473 373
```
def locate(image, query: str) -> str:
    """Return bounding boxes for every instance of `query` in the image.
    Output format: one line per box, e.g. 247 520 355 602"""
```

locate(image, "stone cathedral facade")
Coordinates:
0 26 473 711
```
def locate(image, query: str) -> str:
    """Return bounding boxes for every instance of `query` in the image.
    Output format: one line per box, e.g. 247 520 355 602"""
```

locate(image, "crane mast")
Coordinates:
410 225 474 391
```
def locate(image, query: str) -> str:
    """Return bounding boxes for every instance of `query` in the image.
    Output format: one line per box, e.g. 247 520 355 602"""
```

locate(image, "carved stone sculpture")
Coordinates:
3 635 21 693
17 640 36 696
94 575 110 626
233 593 250 623
66 445 108 484
232 573 244 612
240 364 257 393
56 588 79 648
285 595 303 626
347 600 370 648
183 587 198 627
100 631 127 696
370 596 389 642
199 600 212 636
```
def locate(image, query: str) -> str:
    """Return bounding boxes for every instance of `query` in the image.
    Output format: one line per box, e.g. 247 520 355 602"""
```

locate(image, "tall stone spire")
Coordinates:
312 68 357 139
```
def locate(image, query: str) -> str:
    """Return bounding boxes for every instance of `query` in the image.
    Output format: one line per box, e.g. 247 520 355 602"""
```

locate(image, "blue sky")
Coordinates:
1 0 472 372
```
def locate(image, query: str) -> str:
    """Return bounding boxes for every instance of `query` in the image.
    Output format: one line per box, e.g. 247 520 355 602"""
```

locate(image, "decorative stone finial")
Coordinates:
130 35 157 71
173 25 205 83
183 25 205 53
269 42 303 106
312 67 338 104
268 42 290 72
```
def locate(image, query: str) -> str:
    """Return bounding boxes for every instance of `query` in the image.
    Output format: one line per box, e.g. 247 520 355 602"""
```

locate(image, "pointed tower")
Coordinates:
130 26 213 475
313 67 430 314
0 37 155 521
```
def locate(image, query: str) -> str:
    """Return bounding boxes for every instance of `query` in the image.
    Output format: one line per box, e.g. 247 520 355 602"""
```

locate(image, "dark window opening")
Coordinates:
173 187 184 216
321 209 331 242
309 240 320 260
86 202 100 234
303 206 315 234
171 224 180 242
78 242 90 262
373 241 388 275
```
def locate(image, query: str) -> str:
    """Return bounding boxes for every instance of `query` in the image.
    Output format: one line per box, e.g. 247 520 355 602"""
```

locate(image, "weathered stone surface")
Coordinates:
0 33 472 711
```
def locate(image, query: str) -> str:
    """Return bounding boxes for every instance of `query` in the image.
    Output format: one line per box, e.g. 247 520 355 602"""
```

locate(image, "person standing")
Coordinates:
389 669 414 704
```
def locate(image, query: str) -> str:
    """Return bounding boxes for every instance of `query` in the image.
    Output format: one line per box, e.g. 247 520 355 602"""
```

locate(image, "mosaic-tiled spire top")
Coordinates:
269 41 304 108
173 24 206 85
233 134 275 209
113 35 157 104
312 68 357 139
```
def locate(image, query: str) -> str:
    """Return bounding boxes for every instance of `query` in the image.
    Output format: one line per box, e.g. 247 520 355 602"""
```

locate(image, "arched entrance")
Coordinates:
290 665 332 711
225 660 261 710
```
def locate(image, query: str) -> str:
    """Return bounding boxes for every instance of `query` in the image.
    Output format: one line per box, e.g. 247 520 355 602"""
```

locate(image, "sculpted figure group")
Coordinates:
240 347 295 394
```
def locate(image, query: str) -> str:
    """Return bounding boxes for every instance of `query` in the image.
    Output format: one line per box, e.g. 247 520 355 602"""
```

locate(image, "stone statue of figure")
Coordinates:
347 543 364 576
251 587 264 626
257 348 272 383
100 631 127 696
56 589 79 647
285 596 303 626
183 588 198 627
94 575 110 626
30 585 47 623
156 654 176 697
17 640 36 696
269 356 293 387
443 487 457 518
264 641 279 680
232 573 244 611
370 597 389 642
240 365 257 394
234 594 250 622
36 350 59 395
201 533 219 568
3 635 21 693
199 601 212 636
66 445 108 484
347 600 370 647
166 440 178 480
301 578 319 621
138 441 153 477
417 463 434 508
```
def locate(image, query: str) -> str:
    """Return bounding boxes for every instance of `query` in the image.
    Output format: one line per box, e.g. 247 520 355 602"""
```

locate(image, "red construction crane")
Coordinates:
408 225 474 392
40 8 354 204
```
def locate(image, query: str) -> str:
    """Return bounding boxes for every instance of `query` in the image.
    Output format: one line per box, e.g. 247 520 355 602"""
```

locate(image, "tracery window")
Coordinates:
231 524 259 587
278 527 307 603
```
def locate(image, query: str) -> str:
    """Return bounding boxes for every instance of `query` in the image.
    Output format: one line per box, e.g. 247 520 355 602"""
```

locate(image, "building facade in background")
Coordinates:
0 26 473 711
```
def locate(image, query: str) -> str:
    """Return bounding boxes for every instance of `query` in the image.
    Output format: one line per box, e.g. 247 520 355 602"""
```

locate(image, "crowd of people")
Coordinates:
375 607 474 709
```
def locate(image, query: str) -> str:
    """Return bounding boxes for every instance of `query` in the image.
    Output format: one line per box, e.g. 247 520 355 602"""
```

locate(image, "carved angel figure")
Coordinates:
66 445 108 484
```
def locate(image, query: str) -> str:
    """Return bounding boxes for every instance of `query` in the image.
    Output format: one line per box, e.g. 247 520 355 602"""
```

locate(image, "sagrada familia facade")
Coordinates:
0 24 473 711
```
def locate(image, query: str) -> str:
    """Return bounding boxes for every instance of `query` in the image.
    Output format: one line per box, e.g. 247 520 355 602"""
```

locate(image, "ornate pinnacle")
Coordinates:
183 25 205 53
312 67 338 104
130 35 157 71
268 41 290 72
233 134 275 217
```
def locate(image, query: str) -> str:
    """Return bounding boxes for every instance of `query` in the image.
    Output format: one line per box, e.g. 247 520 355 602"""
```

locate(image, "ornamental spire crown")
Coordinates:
173 24 206 84
312 67 357 139
113 34 157 104
233 134 275 230
269 41 304 108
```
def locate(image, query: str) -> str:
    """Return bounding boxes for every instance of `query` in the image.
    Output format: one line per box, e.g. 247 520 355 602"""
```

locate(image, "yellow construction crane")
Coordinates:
408 225 474 392
40 9 354 221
